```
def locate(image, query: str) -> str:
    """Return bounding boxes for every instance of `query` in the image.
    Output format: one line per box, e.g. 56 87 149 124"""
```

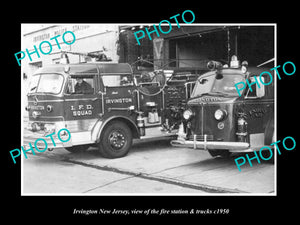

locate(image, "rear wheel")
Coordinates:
98 121 132 158
208 149 231 158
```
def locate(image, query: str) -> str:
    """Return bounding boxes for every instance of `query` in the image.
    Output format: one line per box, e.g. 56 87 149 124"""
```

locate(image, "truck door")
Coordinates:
101 74 136 115
64 74 102 132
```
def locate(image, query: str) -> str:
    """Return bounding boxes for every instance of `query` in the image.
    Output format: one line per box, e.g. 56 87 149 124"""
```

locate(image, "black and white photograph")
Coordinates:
4 5 298 220
20 24 276 195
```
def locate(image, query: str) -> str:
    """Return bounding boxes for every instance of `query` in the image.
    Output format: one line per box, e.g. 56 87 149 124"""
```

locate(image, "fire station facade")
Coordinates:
22 24 120 80
148 25 274 71
22 24 274 78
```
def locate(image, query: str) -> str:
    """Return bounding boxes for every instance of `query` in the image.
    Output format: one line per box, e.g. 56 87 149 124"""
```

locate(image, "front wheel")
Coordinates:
98 121 132 158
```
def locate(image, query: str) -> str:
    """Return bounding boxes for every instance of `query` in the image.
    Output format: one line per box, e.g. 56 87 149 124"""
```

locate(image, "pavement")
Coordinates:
22 140 275 195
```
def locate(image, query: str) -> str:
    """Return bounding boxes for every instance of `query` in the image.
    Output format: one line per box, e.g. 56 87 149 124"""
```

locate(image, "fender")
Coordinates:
91 116 140 143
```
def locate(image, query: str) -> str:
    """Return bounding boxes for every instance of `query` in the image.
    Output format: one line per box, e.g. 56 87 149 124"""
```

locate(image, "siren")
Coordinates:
207 61 223 70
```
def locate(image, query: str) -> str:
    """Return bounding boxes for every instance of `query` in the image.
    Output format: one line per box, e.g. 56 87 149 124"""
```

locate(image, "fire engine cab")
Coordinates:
24 54 196 158
171 56 275 158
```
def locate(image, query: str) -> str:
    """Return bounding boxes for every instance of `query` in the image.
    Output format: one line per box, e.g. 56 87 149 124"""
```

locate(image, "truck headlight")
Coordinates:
183 109 194 120
214 109 227 121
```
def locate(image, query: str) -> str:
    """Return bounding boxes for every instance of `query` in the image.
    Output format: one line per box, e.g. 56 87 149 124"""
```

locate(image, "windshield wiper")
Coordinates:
30 86 37 91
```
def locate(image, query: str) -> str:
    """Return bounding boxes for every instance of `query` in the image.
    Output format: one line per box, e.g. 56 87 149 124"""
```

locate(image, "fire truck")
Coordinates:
24 53 197 158
171 56 275 158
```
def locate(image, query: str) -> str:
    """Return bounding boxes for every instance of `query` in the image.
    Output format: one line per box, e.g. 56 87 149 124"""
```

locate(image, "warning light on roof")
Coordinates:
230 55 240 68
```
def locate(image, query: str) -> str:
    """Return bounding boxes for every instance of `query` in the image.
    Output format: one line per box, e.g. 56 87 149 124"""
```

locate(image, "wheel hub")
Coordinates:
109 131 126 150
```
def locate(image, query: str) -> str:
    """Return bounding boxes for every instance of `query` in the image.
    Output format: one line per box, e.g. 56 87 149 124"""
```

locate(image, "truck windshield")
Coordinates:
191 72 245 98
28 74 64 94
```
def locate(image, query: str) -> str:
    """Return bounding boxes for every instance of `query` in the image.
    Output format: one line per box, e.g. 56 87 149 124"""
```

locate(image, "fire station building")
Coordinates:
152 25 275 70
120 25 274 72
21 24 120 80
22 24 274 79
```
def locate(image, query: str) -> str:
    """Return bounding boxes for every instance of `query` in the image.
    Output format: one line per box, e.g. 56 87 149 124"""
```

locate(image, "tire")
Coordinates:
65 145 89 153
208 149 231 158
98 121 132 158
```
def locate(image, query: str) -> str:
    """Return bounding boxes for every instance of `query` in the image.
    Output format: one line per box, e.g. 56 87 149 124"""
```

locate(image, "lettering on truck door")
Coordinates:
102 74 136 114
64 74 102 132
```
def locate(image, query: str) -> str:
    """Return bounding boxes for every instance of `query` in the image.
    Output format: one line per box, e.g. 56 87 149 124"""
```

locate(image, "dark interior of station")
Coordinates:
119 26 275 72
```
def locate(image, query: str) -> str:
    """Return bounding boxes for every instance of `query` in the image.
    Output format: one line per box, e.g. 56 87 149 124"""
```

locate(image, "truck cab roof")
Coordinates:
34 63 133 76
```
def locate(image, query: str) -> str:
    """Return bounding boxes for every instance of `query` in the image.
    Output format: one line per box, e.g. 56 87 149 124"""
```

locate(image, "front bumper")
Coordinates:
170 137 251 152
23 128 72 150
